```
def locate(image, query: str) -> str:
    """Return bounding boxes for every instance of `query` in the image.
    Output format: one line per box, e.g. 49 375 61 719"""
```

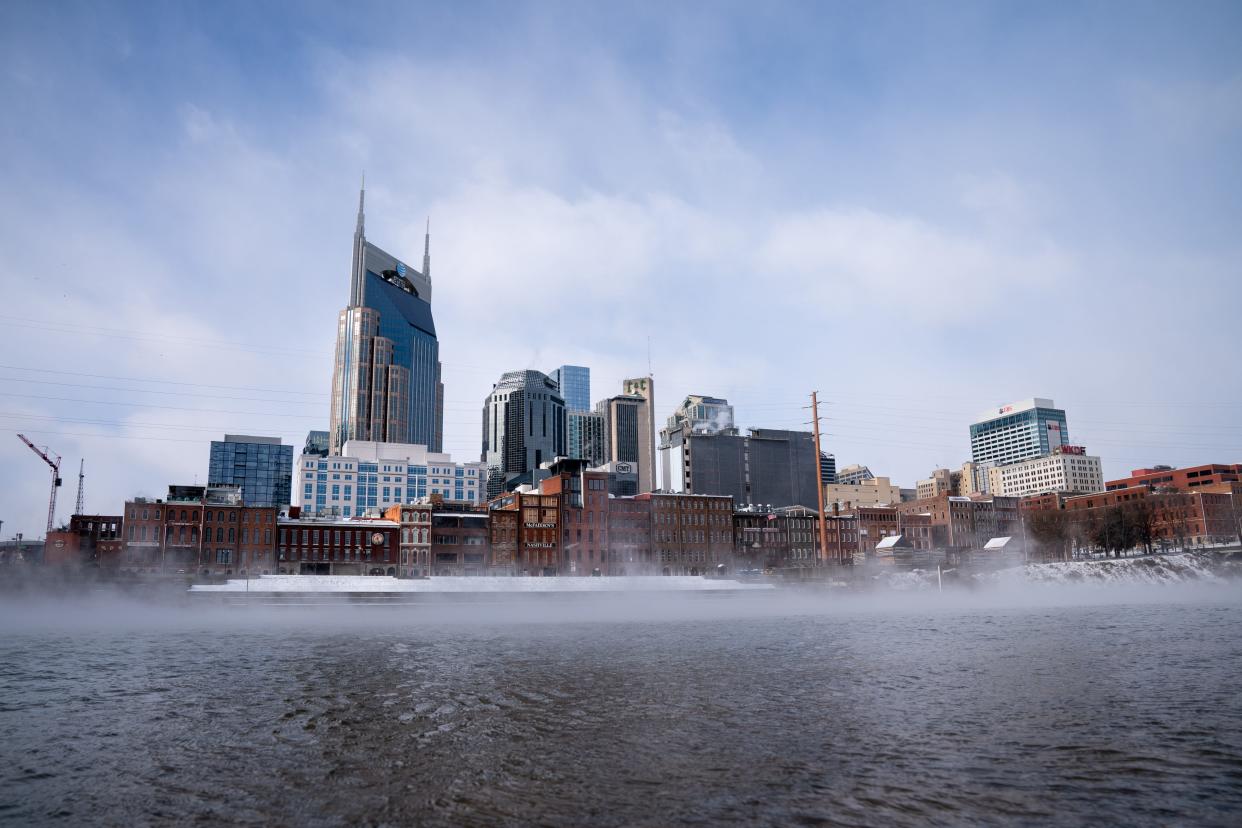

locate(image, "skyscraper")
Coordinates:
329 185 444 454
969 398 1069 467
207 434 293 507
622 376 657 491
548 365 591 412
482 370 567 497
598 377 656 494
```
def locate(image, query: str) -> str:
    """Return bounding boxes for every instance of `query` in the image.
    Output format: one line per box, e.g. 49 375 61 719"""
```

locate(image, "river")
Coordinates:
2 586 1240 825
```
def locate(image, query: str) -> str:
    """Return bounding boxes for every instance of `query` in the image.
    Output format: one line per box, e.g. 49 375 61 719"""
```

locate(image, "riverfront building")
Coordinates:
207 434 293 507
329 186 444 453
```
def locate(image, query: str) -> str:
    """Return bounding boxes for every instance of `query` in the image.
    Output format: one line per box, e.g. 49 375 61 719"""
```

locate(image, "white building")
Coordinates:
986 447 1104 498
294 440 484 517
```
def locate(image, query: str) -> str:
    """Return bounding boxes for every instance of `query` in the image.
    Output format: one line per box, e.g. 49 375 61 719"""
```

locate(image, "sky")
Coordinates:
1 0 1240 538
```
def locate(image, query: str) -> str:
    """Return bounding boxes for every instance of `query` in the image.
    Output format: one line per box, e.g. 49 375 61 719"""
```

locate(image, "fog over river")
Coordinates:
2 585 1240 826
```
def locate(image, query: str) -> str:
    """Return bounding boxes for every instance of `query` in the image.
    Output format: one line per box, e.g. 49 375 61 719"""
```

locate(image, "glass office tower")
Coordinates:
329 186 444 454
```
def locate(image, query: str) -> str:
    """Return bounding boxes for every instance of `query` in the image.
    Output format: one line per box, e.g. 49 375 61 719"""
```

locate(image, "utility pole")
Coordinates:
17 434 62 534
809 392 830 566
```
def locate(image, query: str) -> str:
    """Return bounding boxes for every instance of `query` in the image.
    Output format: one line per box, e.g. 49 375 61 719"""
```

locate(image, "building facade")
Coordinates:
1105 463 1242 492
970 397 1069 467
548 365 591 412
835 464 875 486
664 424 819 509
276 515 399 575
482 369 566 498
123 485 277 576
824 476 903 508
429 498 489 576
45 514 124 568
622 376 657 491
986 446 1104 497
637 492 734 576
896 494 1021 551
329 186 444 454
598 380 656 494
294 441 484 517
567 409 607 466
659 394 736 494
488 490 562 575
207 434 293 507
385 502 432 578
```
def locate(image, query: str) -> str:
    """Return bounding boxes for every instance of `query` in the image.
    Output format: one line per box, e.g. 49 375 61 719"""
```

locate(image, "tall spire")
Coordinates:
349 175 367 306
422 216 431 281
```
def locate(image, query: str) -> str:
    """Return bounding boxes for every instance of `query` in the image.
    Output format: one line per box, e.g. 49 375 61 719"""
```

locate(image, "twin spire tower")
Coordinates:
329 182 445 454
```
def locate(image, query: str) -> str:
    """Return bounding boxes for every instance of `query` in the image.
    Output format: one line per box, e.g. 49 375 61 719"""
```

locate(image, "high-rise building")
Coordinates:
548 365 591 413
567 410 607 466
207 435 293 507
621 376 657 490
660 394 735 494
482 370 567 497
664 426 819 509
293 440 485 517
969 398 1069 467
329 186 444 454
598 384 656 493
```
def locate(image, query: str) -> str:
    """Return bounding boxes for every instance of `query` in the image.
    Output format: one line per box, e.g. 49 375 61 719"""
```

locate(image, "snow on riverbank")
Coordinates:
983 551 1236 587
191 574 775 593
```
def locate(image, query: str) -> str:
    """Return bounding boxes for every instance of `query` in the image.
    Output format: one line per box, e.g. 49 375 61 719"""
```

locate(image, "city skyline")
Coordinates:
2 2 1242 538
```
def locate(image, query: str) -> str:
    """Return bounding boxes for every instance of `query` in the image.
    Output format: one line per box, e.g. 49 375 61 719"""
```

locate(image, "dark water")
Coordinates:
2 591 1242 826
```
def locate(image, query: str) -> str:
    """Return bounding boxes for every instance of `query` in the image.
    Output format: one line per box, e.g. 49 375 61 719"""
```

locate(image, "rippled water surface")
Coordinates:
2 592 1241 826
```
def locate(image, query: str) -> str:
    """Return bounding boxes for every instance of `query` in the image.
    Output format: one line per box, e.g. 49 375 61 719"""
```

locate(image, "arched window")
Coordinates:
228 528 235 542
216 527 223 542
180 510 187 521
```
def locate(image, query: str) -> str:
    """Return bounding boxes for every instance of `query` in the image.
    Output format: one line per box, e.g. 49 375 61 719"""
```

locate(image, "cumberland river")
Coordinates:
2 588 1241 826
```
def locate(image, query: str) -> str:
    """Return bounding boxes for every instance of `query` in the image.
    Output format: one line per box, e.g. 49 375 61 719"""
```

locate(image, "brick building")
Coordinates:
429 498 489 576
123 485 277 575
1106 463 1242 492
385 502 432 578
608 495 654 574
489 491 562 575
45 514 124 568
276 514 399 575
538 458 613 575
895 494 1020 551
1062 486 1238 548
637 492 734 576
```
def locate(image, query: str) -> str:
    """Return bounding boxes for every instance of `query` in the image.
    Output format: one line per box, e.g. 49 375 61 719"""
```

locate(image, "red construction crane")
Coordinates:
17 434 62 534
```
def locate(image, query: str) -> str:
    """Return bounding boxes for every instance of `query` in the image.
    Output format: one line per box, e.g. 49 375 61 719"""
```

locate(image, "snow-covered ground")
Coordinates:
864 551 1241 592
191 574 775 593
995 551 1230 586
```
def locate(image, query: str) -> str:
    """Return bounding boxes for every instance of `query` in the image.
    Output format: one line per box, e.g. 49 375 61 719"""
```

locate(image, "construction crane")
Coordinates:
75 459 85 515
17 434 62 534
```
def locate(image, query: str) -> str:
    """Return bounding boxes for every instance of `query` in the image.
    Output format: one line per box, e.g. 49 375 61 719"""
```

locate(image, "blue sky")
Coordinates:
2 1 1240 537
